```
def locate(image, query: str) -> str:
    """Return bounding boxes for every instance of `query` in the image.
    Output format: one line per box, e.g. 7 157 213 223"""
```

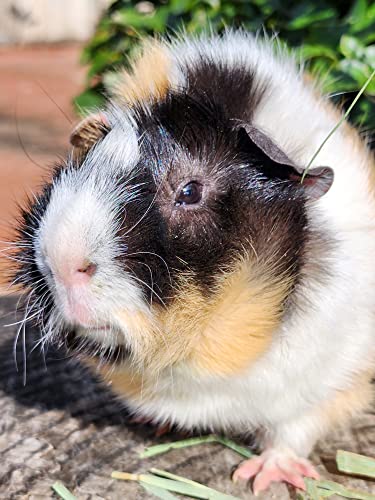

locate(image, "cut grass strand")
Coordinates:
112 469 241 499
301 68 375 182
140 434 253 459
51 481 77 500
336 450 375 480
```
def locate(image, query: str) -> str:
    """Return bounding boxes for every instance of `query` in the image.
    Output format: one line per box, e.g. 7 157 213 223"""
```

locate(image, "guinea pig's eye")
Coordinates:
175 181 203 206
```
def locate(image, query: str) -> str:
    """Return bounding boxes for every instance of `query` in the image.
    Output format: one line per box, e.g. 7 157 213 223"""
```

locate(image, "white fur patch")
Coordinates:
35 111 149 344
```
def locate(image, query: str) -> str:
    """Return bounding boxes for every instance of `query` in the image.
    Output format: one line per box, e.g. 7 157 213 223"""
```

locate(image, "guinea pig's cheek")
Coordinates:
114 309 157 347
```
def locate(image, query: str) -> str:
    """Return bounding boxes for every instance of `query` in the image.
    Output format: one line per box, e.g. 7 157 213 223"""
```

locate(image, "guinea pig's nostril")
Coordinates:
77 261 97 277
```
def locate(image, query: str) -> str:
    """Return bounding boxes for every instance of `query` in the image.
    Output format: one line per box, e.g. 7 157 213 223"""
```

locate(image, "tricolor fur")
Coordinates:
13 31 375 461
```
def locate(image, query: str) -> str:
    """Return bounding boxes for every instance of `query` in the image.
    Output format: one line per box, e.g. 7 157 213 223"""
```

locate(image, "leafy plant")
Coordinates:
75 0 375 144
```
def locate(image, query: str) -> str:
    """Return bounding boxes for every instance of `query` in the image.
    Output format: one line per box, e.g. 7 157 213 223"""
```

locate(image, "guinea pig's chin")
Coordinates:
75 324 126 350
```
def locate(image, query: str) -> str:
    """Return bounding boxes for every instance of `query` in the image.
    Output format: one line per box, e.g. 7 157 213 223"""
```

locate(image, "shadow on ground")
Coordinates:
0 295 146 430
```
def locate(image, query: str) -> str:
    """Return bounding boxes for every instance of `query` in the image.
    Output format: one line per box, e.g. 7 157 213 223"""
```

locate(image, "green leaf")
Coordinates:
346 0 369 27
287 8 336 30
299 44 337 61
364 45 375 67
339 35 365 59
112 7 169 32
73 89 106 116
338 59 372 86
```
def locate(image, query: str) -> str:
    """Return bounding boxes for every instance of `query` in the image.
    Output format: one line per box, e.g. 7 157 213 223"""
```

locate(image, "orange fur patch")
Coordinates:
114 40 171 105
99 363 145 400
319 370 374 430
159 259 292 376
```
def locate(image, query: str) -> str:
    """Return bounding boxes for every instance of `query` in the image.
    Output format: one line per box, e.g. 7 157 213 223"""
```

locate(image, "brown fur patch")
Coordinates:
114 40 171 105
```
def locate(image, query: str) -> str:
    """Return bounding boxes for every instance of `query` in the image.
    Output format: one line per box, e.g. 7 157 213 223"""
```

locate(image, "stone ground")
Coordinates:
0 45 374 499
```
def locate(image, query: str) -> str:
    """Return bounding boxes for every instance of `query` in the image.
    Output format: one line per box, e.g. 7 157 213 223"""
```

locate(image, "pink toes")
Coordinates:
232 456 263 482
232 449 319 495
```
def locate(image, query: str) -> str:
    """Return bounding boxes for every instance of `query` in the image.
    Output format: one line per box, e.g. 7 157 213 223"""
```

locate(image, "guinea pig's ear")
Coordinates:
238 124 334 200
70 112 110 157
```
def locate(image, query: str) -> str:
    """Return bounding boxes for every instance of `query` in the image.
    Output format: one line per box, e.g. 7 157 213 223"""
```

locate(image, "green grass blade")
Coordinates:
337 450 375 479
140 434 253 459
301 68 375 181
312 479 375 500
51 481 77 500
214 436 253 458
150 468 210 488
140 435 218 458
305 477 325 499
141 483 180 499
150 468 241 500
112 470 241 499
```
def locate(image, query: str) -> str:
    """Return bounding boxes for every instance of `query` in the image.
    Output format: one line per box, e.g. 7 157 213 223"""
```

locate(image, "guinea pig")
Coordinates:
12 31 375 494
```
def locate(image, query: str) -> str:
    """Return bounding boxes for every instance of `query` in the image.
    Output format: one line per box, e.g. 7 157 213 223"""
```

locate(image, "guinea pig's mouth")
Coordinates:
65 328 131 365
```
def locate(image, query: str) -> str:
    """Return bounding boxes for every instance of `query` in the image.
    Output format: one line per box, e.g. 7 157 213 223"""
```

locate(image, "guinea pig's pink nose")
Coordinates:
77 261 97 277
55 259 98 288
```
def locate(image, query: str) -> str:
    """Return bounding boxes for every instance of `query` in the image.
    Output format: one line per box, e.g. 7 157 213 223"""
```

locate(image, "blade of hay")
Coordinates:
140 435 218 458
51 481 77 500
112 470 241 500
301 68 375 181
336 450 375 479
141 483 180 499
214 436 253 458
305 477 327 499
140 434 252 459
310 479 375 500
150 468 241 500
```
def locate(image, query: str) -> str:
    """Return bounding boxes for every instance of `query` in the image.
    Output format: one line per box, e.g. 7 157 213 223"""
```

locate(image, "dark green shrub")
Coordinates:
75 0 374 143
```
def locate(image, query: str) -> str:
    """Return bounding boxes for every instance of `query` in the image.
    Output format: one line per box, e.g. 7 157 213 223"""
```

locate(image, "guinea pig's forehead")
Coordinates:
79 112 140 177
99 124 139 171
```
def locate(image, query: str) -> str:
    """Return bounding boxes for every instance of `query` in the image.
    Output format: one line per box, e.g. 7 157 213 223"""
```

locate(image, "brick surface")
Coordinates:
0 296 374 499
0 44 85 291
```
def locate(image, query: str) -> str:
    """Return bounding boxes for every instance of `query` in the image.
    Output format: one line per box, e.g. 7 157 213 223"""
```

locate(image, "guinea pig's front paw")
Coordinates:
232 447 319 495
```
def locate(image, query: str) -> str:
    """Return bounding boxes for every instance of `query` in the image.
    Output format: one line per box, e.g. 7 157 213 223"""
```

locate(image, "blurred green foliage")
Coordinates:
75 0 374 140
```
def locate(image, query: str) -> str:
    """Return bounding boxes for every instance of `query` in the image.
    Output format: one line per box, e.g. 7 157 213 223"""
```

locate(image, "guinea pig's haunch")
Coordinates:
12 31 375 495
